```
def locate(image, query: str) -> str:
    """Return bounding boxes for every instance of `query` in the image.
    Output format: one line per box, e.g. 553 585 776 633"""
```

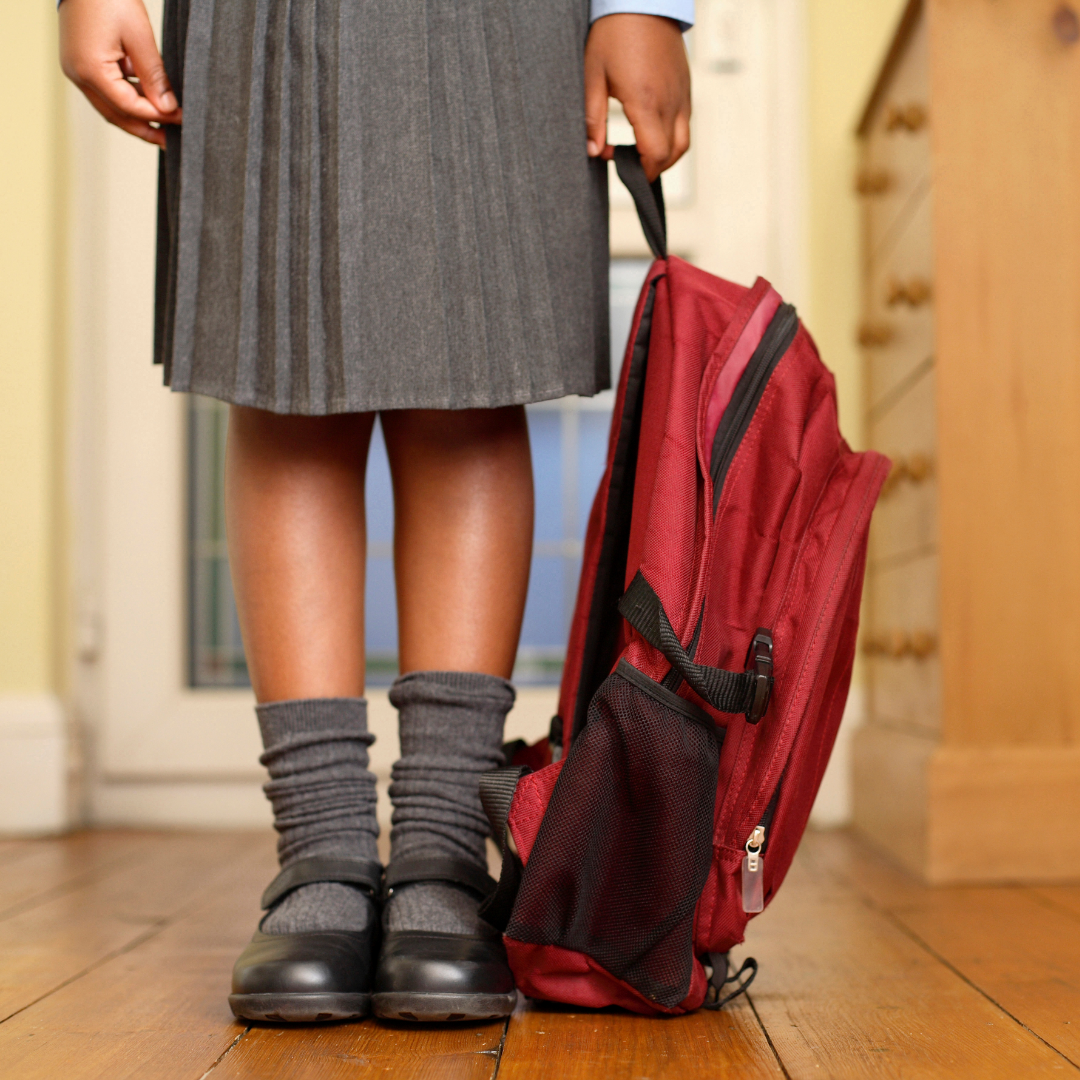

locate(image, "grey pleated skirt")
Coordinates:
153 0 611 415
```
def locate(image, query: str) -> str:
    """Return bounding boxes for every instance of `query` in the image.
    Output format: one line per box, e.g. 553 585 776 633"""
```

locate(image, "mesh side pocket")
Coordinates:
506 660 721 1010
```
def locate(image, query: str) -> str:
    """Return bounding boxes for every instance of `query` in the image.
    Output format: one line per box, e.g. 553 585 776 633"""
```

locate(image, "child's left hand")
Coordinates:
584 14 691 183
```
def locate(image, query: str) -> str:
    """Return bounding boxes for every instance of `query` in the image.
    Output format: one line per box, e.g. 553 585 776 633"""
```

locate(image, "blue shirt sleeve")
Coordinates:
590 0 694 32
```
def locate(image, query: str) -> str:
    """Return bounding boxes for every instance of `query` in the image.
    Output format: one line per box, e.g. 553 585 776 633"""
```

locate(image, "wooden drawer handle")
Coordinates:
886 277 932 308
855 168 892 196
858 321 894 347
880 453 934 497
884 103 928 133
863 630 937 659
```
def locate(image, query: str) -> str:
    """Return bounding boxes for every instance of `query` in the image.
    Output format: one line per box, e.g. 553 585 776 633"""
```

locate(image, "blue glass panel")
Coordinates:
578 411 611 538
518 555 566 652
528 409 563 543
364 555 398 685
366 419 394 545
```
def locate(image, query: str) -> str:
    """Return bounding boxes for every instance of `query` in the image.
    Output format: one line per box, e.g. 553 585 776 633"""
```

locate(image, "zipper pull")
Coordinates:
742 826 766 913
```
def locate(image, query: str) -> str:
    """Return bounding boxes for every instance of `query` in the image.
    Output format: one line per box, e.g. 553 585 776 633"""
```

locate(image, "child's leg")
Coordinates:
374 407 533 1021
225 406 376 702
225 407 381 966
225 404 532 1021
382 406 534 677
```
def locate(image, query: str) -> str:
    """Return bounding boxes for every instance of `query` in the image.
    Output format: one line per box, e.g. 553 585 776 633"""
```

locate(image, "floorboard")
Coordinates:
0 831 264 1023
800 831 1080 1070
0 828 1076 1078
740 843 1074 1077
1032 885 1080 923
497 995 784 1079
209 1021 505 1080
0 836 271 1079
0 832 156 920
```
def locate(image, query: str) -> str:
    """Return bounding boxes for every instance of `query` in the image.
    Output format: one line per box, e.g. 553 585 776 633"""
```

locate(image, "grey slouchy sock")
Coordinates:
386 671 514 935
256 697 380 934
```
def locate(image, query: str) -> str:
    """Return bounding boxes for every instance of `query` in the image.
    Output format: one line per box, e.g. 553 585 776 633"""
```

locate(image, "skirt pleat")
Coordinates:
155 0 611 415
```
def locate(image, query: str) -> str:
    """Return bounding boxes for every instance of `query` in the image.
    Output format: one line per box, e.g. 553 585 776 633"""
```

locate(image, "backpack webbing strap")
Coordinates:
478 767 531 932
618 571 774 723
613 146 667 260
703 953 759 1009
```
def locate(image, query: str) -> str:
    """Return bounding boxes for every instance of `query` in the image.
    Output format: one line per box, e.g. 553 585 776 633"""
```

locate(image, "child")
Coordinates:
59 0 691 1023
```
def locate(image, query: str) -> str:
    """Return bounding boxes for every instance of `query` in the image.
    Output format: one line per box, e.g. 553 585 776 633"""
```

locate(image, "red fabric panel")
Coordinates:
504 940 707 1016
508 739 553 772
507 759 565 865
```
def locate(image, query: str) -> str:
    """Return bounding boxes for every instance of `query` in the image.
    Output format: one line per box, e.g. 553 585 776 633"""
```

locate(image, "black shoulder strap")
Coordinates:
613 145 667 260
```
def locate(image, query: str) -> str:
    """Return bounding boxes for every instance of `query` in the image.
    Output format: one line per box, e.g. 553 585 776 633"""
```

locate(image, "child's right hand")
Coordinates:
59 0 181 148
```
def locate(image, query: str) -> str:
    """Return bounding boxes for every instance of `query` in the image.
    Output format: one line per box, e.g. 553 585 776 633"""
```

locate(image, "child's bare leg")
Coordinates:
381 406 534 676
225 406 376 703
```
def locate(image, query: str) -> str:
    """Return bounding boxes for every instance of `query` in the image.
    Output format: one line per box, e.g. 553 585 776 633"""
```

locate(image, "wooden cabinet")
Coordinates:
853 0 1080 882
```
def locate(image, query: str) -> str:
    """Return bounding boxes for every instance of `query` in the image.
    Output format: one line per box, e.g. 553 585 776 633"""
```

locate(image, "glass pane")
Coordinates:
188 395 250 687
187 258 653 688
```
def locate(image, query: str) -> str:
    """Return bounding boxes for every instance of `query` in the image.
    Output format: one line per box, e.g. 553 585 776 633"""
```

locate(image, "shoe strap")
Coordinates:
384 855 497 902
261 856 384 910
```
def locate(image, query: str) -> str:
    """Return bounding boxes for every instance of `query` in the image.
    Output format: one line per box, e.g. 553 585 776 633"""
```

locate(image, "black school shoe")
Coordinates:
229 857 382 1023
372 856 518 1022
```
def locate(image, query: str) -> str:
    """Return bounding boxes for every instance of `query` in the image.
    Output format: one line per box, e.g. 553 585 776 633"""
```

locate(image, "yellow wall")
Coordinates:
807 0 909 448
0 6 63 695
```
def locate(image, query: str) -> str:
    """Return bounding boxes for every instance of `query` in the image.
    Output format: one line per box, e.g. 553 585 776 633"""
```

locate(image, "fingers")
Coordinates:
624 106 670 183
655 107 691 178
583 41 610 160
78 57 176 129
122 10 178 114
84 84 167 147
586 14 691 180
85 44 177 124
623 97 690 181
59 0 180 144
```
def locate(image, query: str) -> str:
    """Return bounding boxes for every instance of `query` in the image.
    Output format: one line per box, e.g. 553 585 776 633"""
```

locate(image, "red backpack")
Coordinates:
481 150 889 1016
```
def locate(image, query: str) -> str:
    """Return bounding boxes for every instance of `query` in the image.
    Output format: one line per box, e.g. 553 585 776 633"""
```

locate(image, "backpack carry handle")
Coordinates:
613 145 668 260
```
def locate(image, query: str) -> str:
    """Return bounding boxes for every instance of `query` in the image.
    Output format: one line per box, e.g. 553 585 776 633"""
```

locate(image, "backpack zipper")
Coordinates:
710 303 799 512
741 780 782 913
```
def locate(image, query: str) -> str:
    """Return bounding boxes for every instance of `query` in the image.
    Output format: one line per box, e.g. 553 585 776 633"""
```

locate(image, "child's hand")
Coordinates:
59 0 181 148
584 14 691 183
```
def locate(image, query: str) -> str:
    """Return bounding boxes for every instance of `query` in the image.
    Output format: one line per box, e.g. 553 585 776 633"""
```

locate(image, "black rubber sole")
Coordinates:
372 990 518 1023
229 992 370 1023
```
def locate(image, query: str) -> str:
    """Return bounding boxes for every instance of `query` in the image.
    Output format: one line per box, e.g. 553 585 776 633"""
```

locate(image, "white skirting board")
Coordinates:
85 684 862 830
88 687 561 830
0 695 69 835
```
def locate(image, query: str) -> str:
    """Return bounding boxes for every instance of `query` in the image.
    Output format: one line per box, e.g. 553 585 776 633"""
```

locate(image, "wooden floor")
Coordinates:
0 829 1077 1079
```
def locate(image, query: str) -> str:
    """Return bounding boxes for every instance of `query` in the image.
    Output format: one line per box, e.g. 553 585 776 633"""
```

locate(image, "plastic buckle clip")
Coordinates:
744 628 774 724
